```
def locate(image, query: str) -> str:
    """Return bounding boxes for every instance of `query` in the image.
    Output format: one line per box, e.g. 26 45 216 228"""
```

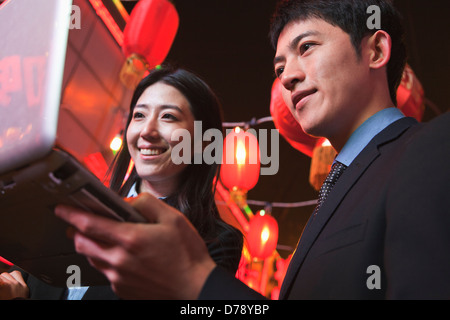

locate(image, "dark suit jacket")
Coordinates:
200 113 450 300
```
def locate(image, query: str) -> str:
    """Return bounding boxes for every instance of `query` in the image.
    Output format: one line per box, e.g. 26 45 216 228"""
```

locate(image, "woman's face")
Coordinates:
126 82 195 195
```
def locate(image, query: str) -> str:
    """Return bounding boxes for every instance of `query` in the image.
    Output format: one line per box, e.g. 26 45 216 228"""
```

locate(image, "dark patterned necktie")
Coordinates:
313 161 347 216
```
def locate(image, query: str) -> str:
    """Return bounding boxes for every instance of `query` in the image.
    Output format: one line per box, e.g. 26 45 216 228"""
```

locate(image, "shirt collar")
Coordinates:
335 107 405 166
126 182 167 200
127 182 139 198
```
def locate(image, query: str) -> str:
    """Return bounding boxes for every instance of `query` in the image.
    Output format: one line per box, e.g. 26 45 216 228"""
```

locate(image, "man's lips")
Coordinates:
292 89 317 110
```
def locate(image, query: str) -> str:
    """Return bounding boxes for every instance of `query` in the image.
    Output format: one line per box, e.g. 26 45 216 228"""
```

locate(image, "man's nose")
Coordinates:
280 63 306 91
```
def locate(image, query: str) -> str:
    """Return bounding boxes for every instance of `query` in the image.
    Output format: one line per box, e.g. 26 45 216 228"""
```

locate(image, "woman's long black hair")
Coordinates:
109 66 236 242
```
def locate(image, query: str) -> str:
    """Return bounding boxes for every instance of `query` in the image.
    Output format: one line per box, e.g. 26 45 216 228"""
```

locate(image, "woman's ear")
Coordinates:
367 30 392 69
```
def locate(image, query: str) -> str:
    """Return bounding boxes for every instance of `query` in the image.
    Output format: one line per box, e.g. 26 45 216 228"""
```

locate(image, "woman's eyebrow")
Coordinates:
159 105 184 113
134 104 183 113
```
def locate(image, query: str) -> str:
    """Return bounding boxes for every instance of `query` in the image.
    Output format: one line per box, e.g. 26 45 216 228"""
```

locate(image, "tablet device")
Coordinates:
0 0 144 287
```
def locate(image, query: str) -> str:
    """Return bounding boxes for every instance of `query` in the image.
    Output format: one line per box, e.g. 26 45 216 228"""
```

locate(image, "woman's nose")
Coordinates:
140 118 160 140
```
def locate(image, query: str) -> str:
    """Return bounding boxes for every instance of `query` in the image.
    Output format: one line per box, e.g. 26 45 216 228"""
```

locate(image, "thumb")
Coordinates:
127 193 177 224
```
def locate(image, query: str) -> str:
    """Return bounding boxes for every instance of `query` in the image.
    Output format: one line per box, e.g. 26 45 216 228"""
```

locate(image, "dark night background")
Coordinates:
122 0 450 257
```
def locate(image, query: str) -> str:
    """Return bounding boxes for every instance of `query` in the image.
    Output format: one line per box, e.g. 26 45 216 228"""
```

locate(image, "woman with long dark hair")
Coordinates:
109 66 242 270
1 66 242 300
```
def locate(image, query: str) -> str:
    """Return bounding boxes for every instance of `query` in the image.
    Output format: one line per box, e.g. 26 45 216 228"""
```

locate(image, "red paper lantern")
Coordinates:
220 127 260 192
269 78 318 158
120 0 179 88
247 211 279 260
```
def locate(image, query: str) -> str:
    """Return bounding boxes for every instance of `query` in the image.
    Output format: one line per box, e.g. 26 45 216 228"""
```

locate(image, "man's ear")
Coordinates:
367 30 392 69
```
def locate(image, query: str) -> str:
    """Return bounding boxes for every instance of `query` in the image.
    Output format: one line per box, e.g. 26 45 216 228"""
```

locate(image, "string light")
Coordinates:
222 117 318 209
110 135 123 153
246 199 318 208
222 116 273 128
110 115 318 207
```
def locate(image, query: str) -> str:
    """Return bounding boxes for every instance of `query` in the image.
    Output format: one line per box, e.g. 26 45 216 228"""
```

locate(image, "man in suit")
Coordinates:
52 0 449 299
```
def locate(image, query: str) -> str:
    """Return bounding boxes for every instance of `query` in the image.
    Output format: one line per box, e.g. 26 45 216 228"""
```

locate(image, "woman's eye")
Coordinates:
132 112 145 119
162 113 178 121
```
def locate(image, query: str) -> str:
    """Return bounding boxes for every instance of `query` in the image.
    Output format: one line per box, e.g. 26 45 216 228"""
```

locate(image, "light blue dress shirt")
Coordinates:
66 286 89 300
335 107 405 166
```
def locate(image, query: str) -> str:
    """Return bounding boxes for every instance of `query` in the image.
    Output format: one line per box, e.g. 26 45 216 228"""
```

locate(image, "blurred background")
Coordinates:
1 0 449 296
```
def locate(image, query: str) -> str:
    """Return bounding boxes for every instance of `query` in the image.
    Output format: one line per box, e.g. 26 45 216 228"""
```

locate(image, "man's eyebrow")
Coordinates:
273 30 320 65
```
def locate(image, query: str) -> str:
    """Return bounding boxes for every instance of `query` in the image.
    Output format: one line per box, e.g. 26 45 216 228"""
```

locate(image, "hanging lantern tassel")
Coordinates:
120 0 179 89
120 53 149 90
309 138 337 191
220 127 260 208
247 210 279 260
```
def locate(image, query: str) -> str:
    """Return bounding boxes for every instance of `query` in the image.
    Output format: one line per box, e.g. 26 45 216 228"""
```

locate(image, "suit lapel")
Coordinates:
279 117 417 299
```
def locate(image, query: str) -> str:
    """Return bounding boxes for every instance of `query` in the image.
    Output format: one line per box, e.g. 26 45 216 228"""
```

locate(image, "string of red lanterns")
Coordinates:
220 126 280 267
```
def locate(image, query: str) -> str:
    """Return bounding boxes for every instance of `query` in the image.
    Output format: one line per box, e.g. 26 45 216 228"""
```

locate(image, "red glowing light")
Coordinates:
88 0 124 46
220 127 260 192
247 211 278 260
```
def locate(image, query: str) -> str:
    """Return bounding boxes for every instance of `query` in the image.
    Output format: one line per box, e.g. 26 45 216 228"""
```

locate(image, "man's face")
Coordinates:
273 18 373 147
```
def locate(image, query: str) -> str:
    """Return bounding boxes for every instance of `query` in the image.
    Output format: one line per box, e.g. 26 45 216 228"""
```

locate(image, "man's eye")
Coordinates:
275 67 284 78
300 43 314 55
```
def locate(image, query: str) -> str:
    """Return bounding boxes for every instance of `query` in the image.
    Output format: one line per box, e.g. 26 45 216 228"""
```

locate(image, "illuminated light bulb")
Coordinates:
235 140 247 164
261 226 270 245
110 136 123 152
